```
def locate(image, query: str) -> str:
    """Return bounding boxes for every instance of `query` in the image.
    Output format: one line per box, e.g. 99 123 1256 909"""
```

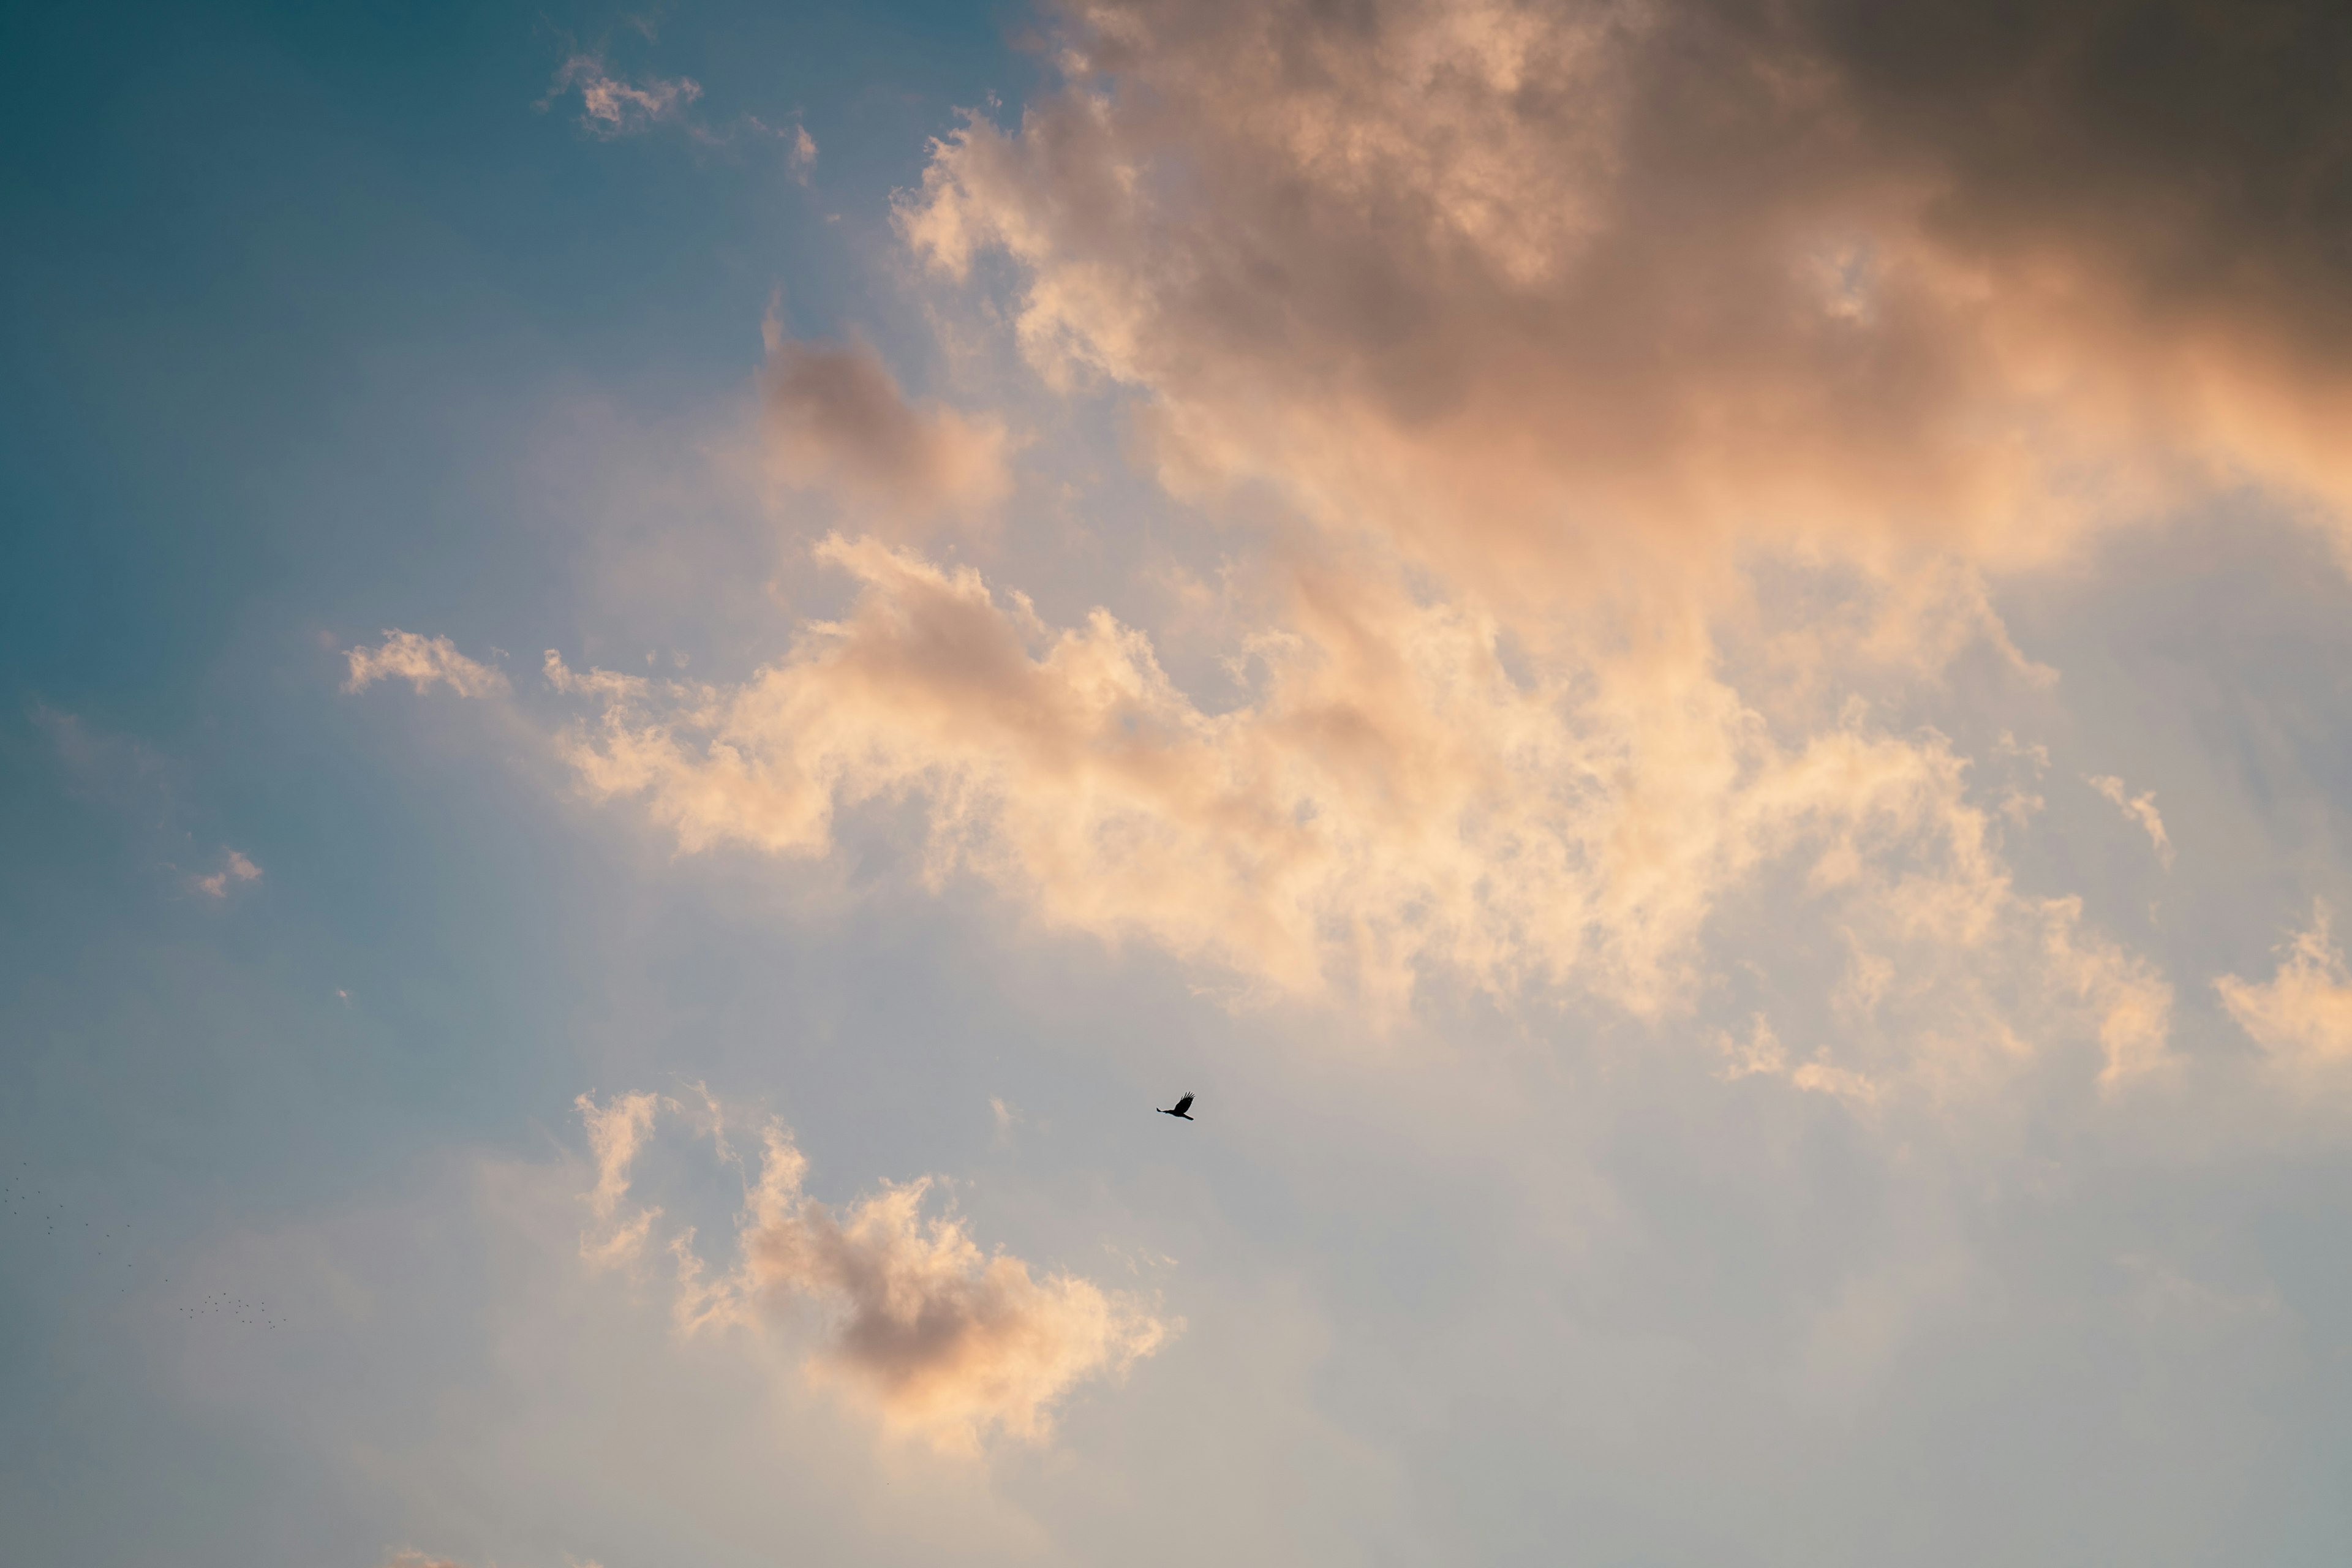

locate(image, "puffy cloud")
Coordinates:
759 333 1011 535
544 534 2168 1096
549 535 1958 1012
578 1091 1169 1452
191 847 262 900
2217 903 2352 1072
898 0 2352 607
548 56 703 138
2086 774 2174 867
344 631 510 699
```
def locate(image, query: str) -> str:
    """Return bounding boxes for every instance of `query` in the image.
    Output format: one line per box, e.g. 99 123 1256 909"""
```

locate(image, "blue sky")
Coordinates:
8 2 2352 1564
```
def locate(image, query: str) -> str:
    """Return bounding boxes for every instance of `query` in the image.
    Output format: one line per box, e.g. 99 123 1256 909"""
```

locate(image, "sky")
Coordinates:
6 1 2352 1563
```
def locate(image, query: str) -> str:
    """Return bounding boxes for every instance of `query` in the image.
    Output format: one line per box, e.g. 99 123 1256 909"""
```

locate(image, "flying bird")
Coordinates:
1156 1093 1195 1121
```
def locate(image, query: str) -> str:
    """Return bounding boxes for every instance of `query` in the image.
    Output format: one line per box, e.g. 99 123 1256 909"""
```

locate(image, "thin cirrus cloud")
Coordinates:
758 331 1010 536
577 1091 1172 1453
2216 903 2352 1072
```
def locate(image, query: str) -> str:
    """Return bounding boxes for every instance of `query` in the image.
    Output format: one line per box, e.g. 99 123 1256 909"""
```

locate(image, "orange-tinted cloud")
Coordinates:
576 1090 670 1266
449 0 2267 1095
2217 903 2352 1072
192 848 262 900
899 0 2352 606
548 56 703 138
544 533 2171 1097
2086 774 2174 869
578 1091 1170 1452
345 631 510 699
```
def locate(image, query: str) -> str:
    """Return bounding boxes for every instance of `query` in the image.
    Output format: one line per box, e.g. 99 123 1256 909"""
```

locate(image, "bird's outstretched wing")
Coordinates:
1172 1093 1194 1115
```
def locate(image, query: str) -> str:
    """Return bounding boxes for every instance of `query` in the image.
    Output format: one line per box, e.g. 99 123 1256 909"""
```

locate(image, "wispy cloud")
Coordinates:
1717 1014 1881 1107
192 848 261 899
545 54 813 162
35 706 271 907
2086 774 2174 868
548 55 703 139
2217 903 2352 1072
344 631 509 699
1991 733 2049 827
577 1090 669 1267
34 702 175 818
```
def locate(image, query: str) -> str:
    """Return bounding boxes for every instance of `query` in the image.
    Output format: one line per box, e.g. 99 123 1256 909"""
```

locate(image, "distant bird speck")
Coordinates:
1156 1093 1196 1121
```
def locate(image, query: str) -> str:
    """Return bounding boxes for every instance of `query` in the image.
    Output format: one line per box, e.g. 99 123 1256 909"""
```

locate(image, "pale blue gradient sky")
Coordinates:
7 3 2352 1566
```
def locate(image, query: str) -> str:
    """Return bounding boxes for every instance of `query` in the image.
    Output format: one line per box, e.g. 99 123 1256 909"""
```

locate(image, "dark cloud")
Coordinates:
1801 0 2352 285
902 0 2352 607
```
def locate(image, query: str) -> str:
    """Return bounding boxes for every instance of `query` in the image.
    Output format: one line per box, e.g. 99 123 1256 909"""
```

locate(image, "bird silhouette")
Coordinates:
1156 1093 1196 1121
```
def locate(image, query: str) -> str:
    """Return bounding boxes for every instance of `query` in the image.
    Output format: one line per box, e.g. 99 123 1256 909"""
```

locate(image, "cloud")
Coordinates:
34 707 275 907
897 0 2352 606
759 333 1011 534
579 1090 669 1223
2216 903 2352 1072
576 1090 671 1265
546 55 818 160
578 1091 1170 1452
192 847 262 900
1717 1014 1881 1107
2036 895 2175 1087
549 55 704 138
482 0 2223 1096
541 533 2171 1098
2086 774 2174 868
344 631 510 699
375 1553 465 1568
548 534 1969 1012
